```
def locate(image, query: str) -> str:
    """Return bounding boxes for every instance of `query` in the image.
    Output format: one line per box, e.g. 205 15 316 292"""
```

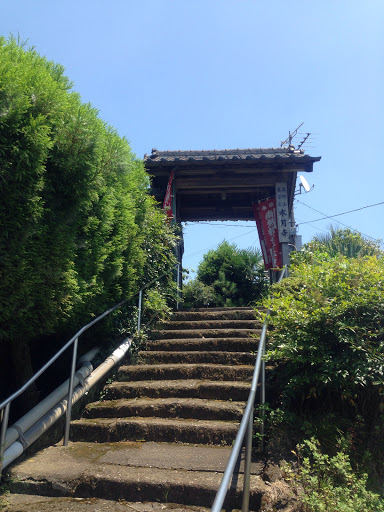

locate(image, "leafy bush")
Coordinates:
182 279 215 308
185 241 267 308
285 438 384 512
261 229 384 498
308 226 382 259
0 37 177 400
264 249 384 415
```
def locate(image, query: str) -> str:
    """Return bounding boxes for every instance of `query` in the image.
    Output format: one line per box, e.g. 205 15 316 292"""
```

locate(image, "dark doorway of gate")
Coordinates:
145 146 320 273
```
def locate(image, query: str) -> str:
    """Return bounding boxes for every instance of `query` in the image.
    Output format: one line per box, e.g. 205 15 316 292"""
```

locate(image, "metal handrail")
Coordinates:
211 266 287 512
0 300 125 413
137 262 180 334
0 261 181 468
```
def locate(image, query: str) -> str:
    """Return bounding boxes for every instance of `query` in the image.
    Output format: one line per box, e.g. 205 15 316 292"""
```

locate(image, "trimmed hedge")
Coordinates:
0 37 177 400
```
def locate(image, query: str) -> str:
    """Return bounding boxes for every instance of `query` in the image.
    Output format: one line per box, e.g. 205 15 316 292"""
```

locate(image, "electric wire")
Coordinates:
295 217 329 234
296 200 365 233
296 199 383 242
184 222 254 228
296 199 384 226
183 228 259 261
183 198 384 264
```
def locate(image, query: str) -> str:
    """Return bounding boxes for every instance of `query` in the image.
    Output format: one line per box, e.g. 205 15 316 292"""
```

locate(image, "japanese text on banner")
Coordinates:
275 182 290 243
253 198 282 269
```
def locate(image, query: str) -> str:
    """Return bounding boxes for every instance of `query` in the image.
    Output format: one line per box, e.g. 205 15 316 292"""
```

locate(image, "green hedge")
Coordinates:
0 37 177 397
265 242 384 414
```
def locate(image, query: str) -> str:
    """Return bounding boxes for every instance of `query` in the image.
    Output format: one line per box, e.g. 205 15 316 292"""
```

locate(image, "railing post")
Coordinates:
176 263 181 310
137 289 143 335
242 405 253 512
63 336 79 446
260 343 266 453
0 403 10 474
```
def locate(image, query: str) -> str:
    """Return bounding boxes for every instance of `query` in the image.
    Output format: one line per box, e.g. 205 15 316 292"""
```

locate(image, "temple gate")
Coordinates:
144 146 321 278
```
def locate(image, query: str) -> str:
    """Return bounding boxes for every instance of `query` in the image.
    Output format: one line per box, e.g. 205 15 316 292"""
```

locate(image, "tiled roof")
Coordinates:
144 146 320 164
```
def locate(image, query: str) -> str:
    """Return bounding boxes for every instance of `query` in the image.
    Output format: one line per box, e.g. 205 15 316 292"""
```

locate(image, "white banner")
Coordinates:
275 182 290 243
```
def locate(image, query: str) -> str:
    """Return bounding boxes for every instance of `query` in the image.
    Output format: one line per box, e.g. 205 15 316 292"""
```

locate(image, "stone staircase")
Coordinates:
5 307 271 511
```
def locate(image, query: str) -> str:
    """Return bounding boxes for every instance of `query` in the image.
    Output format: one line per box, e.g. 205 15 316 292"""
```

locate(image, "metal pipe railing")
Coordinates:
210 266 287 512
63 337 79 447
0 404 10 469
1 339 131 471
0 298 125 469
136 261 180 335
0 259 181 471
0 300 126 414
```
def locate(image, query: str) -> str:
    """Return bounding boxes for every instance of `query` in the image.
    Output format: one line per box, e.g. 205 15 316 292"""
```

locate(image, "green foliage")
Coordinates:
182 279 215 308
0 483 10 511
265 249 384 415
307 226 382 259
285 438 384 512
261 229 384 502
0 37 177 389
185 241 267 308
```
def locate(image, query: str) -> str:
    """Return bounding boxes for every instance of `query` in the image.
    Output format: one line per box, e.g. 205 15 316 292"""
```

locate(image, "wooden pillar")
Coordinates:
173 181 184 304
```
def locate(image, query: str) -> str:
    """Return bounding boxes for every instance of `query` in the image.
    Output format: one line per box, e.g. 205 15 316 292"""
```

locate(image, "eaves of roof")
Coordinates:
144 147 321 165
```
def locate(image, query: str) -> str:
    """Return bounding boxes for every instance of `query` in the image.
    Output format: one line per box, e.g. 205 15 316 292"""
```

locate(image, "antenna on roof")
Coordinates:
280 122 304 147
296 132 311 150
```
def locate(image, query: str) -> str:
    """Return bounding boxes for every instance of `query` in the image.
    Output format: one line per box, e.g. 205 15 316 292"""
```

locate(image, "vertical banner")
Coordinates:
275 182 290 242
162 170 174 220
253 202 272 269
253 198 282 269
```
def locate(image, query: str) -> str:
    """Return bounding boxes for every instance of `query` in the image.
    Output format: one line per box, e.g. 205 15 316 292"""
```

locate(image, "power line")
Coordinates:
296 199 367 232
296 199 384 238
295 217 330 234
183 198 384 263
183 228 259 261
184 222 254 228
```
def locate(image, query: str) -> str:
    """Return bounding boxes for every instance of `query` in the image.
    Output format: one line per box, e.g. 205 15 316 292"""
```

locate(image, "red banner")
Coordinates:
253 198 282 269
162 170 174 220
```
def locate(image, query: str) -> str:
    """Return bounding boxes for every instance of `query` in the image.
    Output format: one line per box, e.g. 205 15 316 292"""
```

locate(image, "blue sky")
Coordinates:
1 1 383 274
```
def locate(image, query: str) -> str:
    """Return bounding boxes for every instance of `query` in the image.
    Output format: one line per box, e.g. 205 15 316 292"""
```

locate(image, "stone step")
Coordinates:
172 309 259 321
117 363 254 382
70 417 240 445
5 495 213 512
145 337 258 352
138 350 256 365
105 379 252 401
156 319 261 330
183 307 254 312
83 397 246 421
8 442 265 510
151 328 261 340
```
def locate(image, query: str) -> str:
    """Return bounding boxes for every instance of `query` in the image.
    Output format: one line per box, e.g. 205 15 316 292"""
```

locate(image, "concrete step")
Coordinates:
157 319 261 330
151 328 261 340
172 308 259 321
70 417 240 445
8 442 265 510
138 350 256 365
117 363 254 382
83 397 246 421
4 305 282 512
105 379 252 401
5 495 213 512
145 337 258 352
182 307 254 312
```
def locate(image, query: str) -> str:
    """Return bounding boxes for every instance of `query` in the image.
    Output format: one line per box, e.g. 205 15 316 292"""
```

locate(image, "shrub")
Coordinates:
264 251 384 415
185 241 267 308
308 226 382 259
182 279 215 308
0 37 177 402
285 438 384 512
